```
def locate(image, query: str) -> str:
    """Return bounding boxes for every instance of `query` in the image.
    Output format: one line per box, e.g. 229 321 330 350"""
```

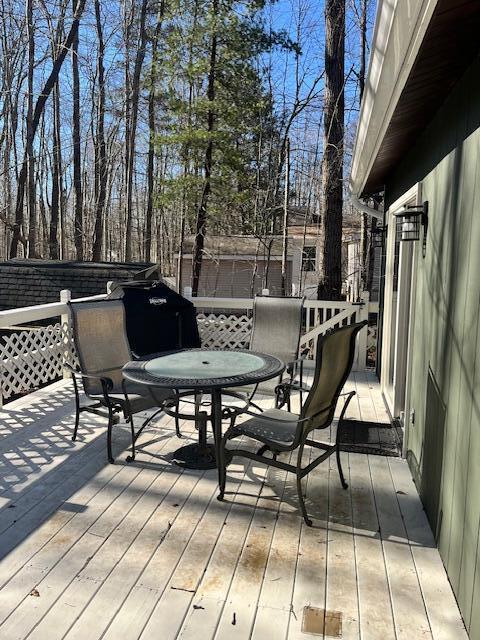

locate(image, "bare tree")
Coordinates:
72 0 83 260
92 0 107 261
124 0 149 261
281 137 290 295
43 0 69 259
320 0 345 300
9 0 87 258
355 0 377 296
145 17 161 262
191 0 218 297
25 0 36 257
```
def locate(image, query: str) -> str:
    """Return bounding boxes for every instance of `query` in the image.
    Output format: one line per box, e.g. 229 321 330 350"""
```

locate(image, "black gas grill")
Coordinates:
109 281 201 357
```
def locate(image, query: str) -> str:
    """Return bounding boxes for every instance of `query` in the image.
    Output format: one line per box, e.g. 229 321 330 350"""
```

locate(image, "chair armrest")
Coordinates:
65 362 113 391
286 348 309 375
224 406 309 426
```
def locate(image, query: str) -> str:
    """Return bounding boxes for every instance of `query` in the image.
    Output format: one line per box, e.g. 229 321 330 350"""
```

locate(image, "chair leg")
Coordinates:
174 394 182 438
107 407 115 464
299 360 304 409
175 413 181 438
128 413 136 462
296 443 312 526
217 437 228 501
336 444 348 490
72 402 80 442
335 415 349 490
71 376 81 442
296 472 312 527
275 383 288 410
274 390 281 409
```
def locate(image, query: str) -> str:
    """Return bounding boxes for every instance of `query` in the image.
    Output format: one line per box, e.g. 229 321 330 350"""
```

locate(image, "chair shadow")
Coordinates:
220 448 435 548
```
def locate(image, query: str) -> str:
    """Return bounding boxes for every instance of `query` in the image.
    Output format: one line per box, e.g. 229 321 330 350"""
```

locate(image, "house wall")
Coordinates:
386 55 480 638
180 258 292 298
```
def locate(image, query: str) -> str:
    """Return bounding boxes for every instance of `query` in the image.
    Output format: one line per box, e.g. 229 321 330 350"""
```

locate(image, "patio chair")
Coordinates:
224 295 306 412
67 299 178 464
217 320 368 526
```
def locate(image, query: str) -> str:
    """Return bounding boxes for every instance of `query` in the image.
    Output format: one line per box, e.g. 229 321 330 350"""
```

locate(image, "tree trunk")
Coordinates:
145 82 155 263
10 0 87 258
49 83 61 259
359 0 367 103
358 0 375 291
72 0 83 260
191 0 218 297
92 0 107 262
281 137 290 296
319 0 345 300
145 7 164 263
125 0 148 262
26 0 37 257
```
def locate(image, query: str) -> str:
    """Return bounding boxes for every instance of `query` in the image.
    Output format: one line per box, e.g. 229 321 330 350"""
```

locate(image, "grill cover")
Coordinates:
109 281 201 357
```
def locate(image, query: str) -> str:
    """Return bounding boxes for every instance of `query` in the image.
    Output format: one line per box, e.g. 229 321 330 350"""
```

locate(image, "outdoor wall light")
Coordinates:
371 225 384 249
393 201 428 242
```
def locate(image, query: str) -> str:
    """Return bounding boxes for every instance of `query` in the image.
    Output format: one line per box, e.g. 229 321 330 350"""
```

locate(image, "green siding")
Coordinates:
386 55 480 638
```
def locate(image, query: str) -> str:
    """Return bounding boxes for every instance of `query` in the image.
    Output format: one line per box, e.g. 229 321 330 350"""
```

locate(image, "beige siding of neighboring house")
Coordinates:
180 258 292 298
345 241 381 302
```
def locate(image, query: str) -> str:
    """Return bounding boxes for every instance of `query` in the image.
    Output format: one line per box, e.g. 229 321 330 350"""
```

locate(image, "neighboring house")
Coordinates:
176 236 294 298
344 232 381 302
176 208 365 299
351 1 480 636
0 259 155 311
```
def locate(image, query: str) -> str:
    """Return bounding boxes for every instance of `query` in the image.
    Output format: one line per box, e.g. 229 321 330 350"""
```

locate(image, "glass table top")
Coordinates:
145 350 266 380
123 348 285 389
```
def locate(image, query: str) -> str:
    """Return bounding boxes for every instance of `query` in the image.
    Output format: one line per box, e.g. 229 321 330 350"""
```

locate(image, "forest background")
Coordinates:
0 0 375 297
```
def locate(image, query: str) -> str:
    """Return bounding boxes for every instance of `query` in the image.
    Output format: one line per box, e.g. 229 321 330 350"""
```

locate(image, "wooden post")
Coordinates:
60 289 71 379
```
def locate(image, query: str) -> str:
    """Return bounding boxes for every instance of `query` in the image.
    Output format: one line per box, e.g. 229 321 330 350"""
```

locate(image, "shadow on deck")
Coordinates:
0 373 467 640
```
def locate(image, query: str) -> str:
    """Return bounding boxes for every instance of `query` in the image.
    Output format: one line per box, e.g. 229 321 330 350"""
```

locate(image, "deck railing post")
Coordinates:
60 289 71 379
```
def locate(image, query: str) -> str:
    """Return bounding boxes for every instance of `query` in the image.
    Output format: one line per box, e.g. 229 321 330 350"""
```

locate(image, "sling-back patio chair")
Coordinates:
223 295 306 413
67 299 178 464
217 320 368 526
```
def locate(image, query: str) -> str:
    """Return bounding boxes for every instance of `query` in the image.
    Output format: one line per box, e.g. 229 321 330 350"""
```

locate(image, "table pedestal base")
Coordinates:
170 443 217 470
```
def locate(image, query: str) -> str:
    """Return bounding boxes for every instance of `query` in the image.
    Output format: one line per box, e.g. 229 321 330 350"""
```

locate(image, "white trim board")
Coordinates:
350 0 440 197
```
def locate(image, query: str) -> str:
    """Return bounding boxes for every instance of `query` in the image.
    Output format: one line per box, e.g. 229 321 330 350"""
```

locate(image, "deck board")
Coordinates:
0 374 467 640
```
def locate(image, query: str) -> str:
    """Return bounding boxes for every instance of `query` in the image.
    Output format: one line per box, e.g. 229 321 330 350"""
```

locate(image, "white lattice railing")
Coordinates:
0 322 78 401
197 314 253 349
0 291 103 405
0 289 376 405
189 294 374 369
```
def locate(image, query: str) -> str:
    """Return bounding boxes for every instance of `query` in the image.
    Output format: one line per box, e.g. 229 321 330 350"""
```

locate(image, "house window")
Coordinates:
302 246 316 272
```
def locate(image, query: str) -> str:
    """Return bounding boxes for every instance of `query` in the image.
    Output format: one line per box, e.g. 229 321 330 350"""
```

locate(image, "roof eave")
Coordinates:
350 0 440 198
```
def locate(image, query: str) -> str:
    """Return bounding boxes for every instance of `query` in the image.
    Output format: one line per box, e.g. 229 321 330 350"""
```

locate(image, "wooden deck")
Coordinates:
0 372 468 640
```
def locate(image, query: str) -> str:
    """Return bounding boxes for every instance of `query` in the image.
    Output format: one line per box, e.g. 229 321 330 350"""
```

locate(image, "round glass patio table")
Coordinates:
123 348 284 474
